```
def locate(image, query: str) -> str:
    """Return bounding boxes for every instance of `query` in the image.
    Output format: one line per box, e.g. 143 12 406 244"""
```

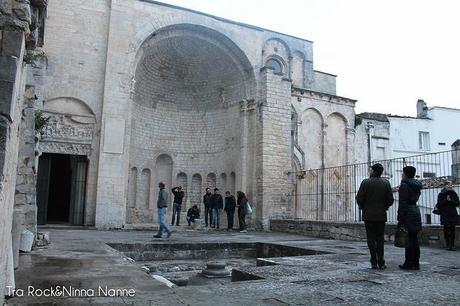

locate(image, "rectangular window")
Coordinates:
419 131 430 150
438 142 446 146
425 214 431 225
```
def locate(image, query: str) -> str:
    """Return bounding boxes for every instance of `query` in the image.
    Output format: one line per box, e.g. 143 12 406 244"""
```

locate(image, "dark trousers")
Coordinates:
364 221 386 266
205 206 212 226
405 231 420 267
443 225 456 248
171 203 181 225
226 209 235 229
238 207 246 230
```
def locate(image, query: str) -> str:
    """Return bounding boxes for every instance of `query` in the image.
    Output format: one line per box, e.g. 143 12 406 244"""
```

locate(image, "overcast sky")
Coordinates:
158 0 460 116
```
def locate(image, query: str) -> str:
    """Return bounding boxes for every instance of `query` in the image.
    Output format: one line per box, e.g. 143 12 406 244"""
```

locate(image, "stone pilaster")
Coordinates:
256 67 293 229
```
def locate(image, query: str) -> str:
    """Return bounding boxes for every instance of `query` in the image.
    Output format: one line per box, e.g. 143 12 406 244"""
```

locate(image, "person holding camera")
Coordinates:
171 186 185 226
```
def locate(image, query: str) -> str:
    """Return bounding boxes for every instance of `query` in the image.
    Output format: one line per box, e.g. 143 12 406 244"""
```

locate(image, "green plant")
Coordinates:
34 110 50 132
24 49 46 68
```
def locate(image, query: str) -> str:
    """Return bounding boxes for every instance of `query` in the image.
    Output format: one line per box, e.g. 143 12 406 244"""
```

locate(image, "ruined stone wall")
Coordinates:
0 30 27 300
0 0 34 299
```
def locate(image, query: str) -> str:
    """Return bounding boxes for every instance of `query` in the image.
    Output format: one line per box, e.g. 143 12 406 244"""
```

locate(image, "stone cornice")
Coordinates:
291 86 357 106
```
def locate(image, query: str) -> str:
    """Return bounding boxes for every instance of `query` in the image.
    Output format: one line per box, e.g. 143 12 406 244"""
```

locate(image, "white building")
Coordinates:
355 100 460 224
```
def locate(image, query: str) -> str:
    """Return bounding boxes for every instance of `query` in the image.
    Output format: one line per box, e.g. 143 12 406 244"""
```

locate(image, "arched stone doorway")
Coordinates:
36 97 96 225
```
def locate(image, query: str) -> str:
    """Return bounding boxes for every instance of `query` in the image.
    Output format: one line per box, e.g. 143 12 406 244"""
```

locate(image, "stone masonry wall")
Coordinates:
271 219 460 249
256 68 293 229
0 28 26 302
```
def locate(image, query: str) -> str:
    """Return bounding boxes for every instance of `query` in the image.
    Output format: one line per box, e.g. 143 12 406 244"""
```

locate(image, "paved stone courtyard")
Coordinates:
7 227 460 305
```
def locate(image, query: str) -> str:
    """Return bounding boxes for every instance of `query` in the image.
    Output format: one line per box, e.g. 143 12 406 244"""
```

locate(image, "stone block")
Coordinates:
0 56 18 82
0 83 16 120
193 218 205 230
1 30 24 57
19 229 34 252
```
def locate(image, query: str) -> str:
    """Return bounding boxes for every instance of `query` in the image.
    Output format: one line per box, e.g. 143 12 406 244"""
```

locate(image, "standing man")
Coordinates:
171 186 185 226
356 163 394 269
211 188 223 229
154 182 172 238
203 188 213 227
436 181 459 251
224 191 236 231
397 166 422 270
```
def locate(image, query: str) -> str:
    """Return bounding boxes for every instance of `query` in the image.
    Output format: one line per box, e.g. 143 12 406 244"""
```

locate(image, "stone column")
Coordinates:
255 67 293 229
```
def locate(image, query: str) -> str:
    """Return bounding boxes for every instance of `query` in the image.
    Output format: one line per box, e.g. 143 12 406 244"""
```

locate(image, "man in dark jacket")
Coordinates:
171 186 185 226
224 191 236 230
436 181 459 251
211 188 224 229
186 205 200 226
356 163 394 269
154 182 172 238
203 188 213 227
397 166 422 270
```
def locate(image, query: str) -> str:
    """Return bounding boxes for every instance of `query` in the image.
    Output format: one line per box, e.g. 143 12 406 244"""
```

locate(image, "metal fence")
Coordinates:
291 149 460 225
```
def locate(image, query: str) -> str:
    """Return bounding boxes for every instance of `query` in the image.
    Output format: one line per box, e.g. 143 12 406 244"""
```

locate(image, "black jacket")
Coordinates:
187 207 200 219
203 193 213 208
224 195 236 212
211 193 224 209
397 178 422 232
437 188 459 226
356 177 394 221
171 188 185 205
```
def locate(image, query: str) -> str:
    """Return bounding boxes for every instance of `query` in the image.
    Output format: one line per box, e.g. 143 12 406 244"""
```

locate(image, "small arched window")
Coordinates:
266 58 283 74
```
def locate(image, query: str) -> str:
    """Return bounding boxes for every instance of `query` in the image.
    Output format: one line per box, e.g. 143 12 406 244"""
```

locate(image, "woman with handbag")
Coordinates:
436 181 459 251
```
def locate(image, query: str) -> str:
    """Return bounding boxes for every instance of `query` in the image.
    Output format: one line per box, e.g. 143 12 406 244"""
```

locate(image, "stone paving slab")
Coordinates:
6 228 460 305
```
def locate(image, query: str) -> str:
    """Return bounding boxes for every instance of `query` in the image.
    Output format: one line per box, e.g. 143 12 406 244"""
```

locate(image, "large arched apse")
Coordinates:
129 24 255 204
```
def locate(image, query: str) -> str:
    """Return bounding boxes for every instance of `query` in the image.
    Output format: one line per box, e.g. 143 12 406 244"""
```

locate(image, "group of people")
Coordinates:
153 182 250 238
357 163 459 271
202 188 249 232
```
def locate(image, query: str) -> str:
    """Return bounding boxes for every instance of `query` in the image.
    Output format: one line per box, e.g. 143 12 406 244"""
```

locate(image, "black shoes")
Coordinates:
167 231 172 238
399 264 420 270
153 234 162 238
371 264 386 270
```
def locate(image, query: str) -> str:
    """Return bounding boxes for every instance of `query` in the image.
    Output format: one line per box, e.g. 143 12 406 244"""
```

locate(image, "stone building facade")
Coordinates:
1 1 357 297
26 0 356 230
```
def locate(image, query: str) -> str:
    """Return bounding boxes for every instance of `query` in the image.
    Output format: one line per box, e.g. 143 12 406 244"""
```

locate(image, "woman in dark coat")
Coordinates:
397 166 422 270
436 181 459 251
236 191 248 233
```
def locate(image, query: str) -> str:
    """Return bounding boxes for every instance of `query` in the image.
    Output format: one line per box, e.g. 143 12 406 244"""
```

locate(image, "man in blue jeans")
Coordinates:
154 182 172 238
203 188 213 227
171 186 185 226
211 188 223 229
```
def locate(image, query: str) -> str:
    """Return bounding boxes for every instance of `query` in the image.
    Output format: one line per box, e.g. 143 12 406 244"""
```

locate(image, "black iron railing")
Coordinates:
290 149 460 225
